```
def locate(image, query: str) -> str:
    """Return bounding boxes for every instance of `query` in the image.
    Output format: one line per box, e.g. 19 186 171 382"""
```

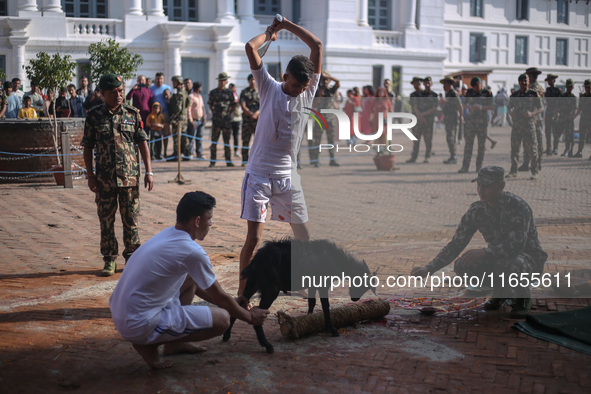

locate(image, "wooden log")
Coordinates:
277 298 390 339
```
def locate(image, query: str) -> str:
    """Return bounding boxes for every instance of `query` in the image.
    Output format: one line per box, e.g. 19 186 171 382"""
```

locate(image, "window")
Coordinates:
470 0 483 17
556 38 568 65
557 0 568 24
292 0 301 24
0 0 7 16
516 0 528 21
368 0 392 30
163 0 198 22
470 33 487 63
515 36 528 64
372 65 383 90
255 0 281 15
265 63 281 81
61 0 108 18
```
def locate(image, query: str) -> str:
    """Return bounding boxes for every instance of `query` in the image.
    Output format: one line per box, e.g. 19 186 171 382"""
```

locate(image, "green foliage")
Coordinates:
24 52 77 95
0 68 6 81
87 38 143 85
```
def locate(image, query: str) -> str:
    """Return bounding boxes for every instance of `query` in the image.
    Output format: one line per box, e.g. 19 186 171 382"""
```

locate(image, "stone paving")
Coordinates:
1 126 590 393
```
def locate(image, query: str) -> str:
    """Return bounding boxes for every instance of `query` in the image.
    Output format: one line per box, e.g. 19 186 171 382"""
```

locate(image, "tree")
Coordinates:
25 52 77 166
0 68 6 82
87 38 143 86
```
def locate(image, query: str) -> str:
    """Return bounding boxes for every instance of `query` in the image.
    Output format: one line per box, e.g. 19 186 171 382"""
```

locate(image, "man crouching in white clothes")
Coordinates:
238 16 323 296
109 191 269 369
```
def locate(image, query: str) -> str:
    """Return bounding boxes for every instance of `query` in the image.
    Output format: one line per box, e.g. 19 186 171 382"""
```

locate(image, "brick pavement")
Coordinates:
1 125 590 393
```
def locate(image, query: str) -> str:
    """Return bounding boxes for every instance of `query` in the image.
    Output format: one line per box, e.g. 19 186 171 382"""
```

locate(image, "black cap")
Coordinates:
423 76 432 82
247 73 254 81
518 73 528 82
471 166 505 185
98 73 122 91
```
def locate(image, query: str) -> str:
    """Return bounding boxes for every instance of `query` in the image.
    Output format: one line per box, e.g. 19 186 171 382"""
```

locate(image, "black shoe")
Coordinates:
458 167 469 173
166 157 178 162
545 149 552 156
182 157 191 161
443 157 457 164
196 153 203 159
484 298 506 311
313 162 320 168
406 158 417 163
329 160 340 167
573 152 583 158
561 149 569 157
227 162 235 167
208 163 215 168
552 149 558 155
517 163 529 172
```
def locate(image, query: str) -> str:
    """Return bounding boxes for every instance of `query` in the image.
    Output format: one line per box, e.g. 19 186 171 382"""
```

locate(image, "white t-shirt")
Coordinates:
247 64 320 178
109 226 217 341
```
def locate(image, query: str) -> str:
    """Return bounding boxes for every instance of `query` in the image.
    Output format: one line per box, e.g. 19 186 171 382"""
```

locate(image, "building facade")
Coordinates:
0 0 589 98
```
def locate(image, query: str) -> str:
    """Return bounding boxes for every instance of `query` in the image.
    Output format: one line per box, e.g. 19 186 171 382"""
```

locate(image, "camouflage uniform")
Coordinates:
409 90 438 160
461 88 493 171
81 103 148 263
544 86 563 153
169 88 191 159
508 89 542 175
558 92 577 155
309 84 339 163
0 89 7 120
208 87 236 165
523 81 545 168
426 191 548 297
443 89 462 157
576 93 591 155
239 86 260 164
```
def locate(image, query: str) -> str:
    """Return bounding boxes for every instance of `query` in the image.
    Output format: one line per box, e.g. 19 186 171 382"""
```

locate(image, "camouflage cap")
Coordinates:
471 165 505 185
584 79 590 87
518 73 528 82
171 75 183 83
423 76 432 82
411 76 424 84
440 76 455 84
470 76 481 87
545 73 559 81
216 72 230 80
565 78 574 87
525 67 542 75
98 73 122 91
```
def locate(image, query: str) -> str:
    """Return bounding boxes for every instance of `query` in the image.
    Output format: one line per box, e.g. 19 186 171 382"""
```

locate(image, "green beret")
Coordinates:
98 73 122 91
470 76 481 87
518 73 528 82
423 76 432 82
247 73 254 81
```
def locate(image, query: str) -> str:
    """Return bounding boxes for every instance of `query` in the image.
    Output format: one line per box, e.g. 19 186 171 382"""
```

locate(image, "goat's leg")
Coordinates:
223 280 258 342
254 290 279 354
318 288 339 337
307 287 317 314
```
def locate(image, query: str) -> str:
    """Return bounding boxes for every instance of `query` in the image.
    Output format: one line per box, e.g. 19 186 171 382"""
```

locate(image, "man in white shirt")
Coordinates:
110 191 269 369
238 17 323 296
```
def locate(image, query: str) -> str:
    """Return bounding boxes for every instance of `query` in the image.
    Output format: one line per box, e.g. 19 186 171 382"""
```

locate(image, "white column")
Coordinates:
358 0 369 26
9 39 28 84
216 0 236 20
42 0 63 13
146 0 165 17
237 0 254 20
404 0 417 30
214 42 230 76
170 45 182 78
18 0 38 12
124 0 143 16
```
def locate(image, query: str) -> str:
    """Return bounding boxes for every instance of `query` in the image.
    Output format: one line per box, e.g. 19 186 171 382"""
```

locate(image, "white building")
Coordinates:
0 0 589 98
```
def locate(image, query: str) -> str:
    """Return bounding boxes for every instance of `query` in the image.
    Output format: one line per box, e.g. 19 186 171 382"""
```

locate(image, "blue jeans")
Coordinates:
186 119 204 157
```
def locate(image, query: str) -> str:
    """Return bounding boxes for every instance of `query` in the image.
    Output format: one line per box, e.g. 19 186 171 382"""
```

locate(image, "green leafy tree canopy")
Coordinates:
24 52 76 95
87 38 143 86
0 68 7 82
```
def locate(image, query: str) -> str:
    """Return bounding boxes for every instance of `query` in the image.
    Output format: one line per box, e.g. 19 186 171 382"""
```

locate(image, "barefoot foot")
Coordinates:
132 343 173 369
162 342 208 355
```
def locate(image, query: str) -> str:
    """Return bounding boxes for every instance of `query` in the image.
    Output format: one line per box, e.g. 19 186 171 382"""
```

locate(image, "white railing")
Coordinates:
67 18 117 37
373 30 403 48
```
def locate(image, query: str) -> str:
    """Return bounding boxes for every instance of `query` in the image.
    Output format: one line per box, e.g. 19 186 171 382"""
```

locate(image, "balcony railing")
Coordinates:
373 30 403 48
67 18 118 37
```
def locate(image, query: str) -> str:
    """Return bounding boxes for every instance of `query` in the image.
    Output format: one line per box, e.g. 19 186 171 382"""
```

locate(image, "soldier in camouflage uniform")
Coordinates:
310 71 340 167
518 68 545 172
573 79 591 158
458 77 494 173
208 72 236 167
559 79 577 157
167 75 191 162
507 74 544 180
239 74 260 166
407 76 438 163
411 166 548 318
441 76 463 164
544 74 563 155
82 74 154 276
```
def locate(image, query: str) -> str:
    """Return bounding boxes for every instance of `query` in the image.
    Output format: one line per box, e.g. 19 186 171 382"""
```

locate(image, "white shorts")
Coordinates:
139 298 213 345
240 172 308 224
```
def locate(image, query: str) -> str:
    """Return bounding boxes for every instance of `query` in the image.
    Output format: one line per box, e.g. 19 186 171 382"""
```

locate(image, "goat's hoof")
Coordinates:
265 345 275 354
222 332 231 342
331 330 340 337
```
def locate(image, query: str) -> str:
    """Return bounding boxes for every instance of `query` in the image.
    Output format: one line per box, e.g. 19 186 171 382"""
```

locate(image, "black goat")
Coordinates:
222 238 376 354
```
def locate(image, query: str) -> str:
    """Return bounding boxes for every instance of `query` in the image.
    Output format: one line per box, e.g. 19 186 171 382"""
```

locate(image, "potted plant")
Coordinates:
25 53 77 184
